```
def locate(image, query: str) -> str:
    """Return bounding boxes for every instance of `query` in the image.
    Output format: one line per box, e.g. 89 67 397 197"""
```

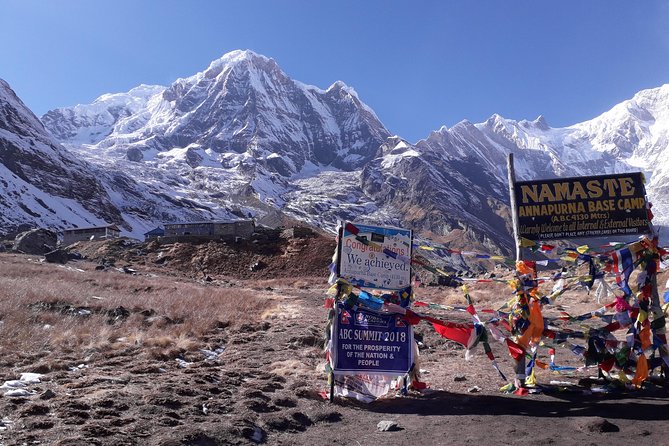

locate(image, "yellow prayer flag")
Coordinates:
525 369 537 387
519 238 537 248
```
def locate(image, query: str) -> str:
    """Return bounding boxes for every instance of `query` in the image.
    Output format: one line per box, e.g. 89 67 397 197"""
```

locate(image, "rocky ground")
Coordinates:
1 237 668 446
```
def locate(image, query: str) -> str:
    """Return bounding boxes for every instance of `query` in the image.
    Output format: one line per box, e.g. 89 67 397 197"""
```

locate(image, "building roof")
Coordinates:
144 227 165 236
164 219 253 226
62 224 121 233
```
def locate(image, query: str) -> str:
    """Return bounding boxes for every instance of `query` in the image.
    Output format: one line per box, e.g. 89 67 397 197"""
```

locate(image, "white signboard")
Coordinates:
338 222 412 290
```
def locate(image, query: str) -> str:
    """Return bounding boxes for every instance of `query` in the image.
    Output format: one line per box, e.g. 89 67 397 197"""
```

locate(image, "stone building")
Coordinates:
61 224 121 245
163 220 254 241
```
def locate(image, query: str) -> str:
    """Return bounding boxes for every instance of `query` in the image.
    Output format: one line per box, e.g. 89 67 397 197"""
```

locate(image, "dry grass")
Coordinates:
268 359 319 379
0 253 270 361
242 276 326 290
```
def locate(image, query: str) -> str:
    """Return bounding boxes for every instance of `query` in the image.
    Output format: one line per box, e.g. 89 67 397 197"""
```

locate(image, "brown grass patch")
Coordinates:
0 253 270 362
268 359 319 379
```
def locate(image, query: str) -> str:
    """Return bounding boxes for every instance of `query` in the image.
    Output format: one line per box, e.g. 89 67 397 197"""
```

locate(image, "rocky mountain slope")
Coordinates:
46 51 389 174
0 78 125 234
420 84 669 223
42 84 165 145
39 51 513 251
245 81 669 253
23 50 669 252
0 79 224 238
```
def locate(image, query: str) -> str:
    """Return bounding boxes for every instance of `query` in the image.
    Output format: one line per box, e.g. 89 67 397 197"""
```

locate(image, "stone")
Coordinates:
67 251 83 261
126 147 144 162
453 375 467 382
249 261 266 272
45 248 69 264
247 426 266 443
377 420 401 432
40 389 56 400
467 386 481 393
582 418 620 433
13 228 57 255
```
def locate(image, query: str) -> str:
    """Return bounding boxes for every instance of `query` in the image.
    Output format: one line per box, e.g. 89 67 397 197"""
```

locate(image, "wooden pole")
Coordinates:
507 153 522 261
507 153 527 387
649 241 669 375
329 372 335 402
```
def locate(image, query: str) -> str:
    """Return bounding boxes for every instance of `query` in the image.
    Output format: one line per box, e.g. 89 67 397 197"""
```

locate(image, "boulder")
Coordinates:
13 229 57 255
126 147 144 162
44 248 69 264
377 420 401 432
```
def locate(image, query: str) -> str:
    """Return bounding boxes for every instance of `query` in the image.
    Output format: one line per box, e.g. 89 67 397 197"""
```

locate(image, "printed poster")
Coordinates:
332 303 413 376
338 222 412 289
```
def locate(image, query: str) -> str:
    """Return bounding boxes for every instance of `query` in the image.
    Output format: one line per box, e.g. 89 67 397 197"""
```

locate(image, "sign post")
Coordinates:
507 154 522 261
329 221 414 402
506 168 654 388
513 172 651 240
507 154 526 386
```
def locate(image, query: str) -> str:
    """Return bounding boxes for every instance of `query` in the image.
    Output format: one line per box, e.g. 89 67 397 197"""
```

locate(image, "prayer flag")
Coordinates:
612 247 635 295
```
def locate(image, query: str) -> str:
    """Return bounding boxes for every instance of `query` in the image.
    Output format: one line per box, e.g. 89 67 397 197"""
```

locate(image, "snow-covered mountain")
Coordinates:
26 49 669 253
0 78 225 238
42 84 165 145
47 51 389 175
0 78 125 234
40 50 404 238
420 84 669 224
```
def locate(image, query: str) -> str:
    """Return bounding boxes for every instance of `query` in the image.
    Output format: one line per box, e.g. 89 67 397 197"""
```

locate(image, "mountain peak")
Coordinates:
484 113 509 128
205 49 276 73
630 83 669 116
453 119 474 129
94 84 165 104
328 80 347 90
530 115 549 130
326 80 361 101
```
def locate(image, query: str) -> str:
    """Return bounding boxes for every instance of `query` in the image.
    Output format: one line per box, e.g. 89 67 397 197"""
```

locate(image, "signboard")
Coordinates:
514 172 651 240
338 222 412 289
332 303 413 376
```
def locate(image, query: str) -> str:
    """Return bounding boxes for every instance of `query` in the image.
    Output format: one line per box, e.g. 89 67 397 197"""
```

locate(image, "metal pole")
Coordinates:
507 153 522 261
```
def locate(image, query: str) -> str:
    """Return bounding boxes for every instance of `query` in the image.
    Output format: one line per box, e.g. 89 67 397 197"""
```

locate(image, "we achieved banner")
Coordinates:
333 303 413 376
338 222 412 289
514 172 651 240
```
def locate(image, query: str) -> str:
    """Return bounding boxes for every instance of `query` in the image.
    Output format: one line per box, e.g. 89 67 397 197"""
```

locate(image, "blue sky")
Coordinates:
2 0 668 142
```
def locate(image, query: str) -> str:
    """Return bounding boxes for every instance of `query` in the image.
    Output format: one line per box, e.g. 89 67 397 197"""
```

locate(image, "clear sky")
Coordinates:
2 0 668 142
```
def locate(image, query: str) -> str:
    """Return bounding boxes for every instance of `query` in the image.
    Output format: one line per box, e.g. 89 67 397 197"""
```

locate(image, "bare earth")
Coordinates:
1 238 668 446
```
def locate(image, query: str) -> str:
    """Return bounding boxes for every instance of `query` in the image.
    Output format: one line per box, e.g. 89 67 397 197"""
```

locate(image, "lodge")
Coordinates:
61 224 121 245
162 220 255 242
